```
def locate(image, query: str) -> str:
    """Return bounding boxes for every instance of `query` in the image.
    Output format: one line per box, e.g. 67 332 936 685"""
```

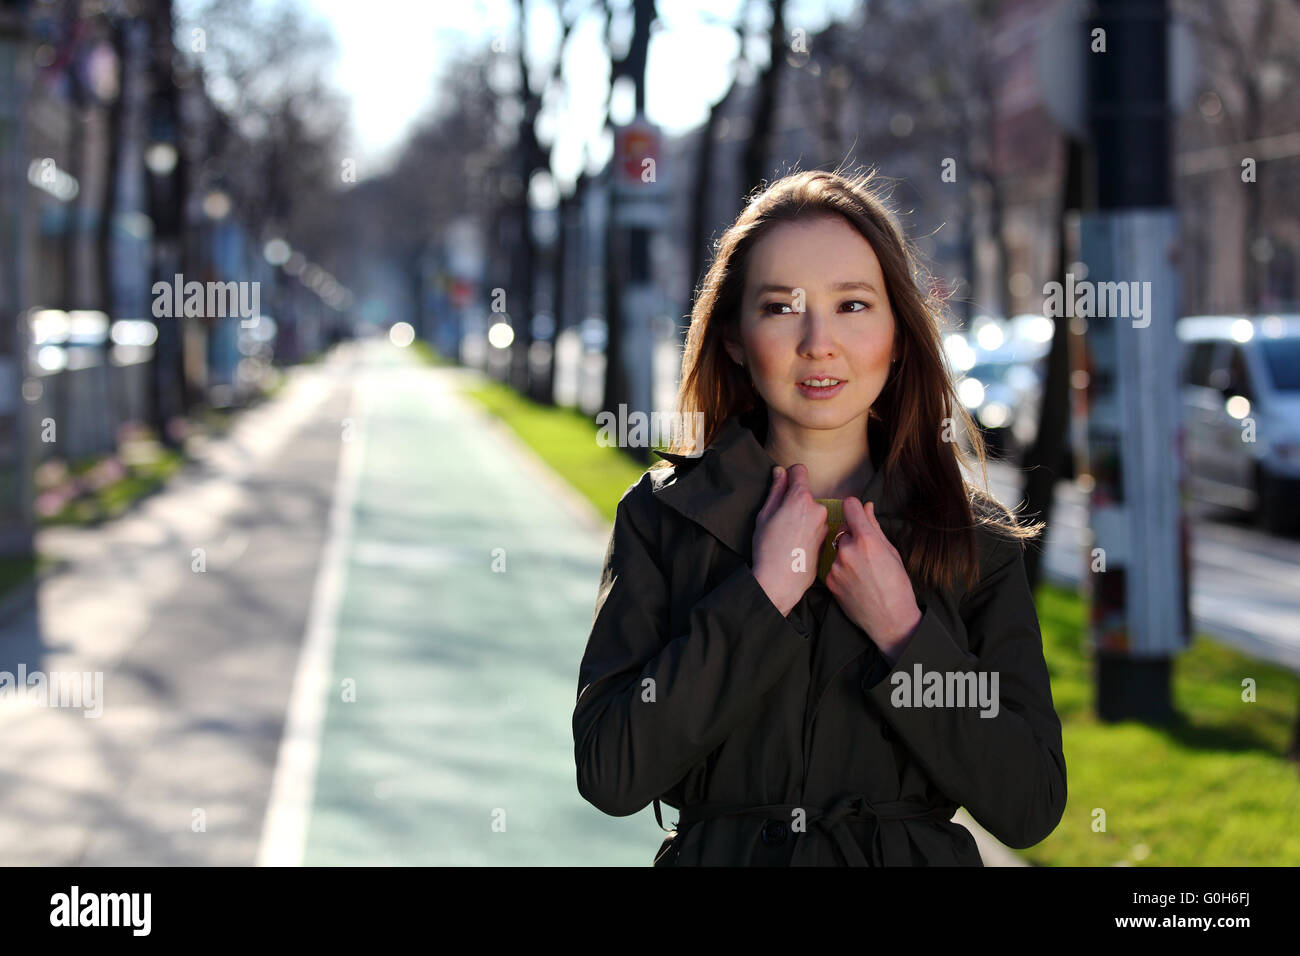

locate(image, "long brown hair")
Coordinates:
657 167 1043 594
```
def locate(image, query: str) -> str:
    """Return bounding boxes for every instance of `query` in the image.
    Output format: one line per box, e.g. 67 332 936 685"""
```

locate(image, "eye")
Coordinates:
842 300 871 313
762 301 794 315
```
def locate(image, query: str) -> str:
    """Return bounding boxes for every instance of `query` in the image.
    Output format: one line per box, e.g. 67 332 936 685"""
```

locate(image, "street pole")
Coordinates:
1080 0 1190 722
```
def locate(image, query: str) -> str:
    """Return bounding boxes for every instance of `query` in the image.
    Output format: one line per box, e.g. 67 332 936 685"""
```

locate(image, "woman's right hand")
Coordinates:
751 464 828 616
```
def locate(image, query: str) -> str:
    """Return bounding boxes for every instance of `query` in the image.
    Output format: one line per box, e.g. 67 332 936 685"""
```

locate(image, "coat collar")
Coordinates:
652 408 912 563
652 408 922 719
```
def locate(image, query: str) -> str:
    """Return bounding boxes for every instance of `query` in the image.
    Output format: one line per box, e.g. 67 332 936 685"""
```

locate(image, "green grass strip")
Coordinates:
463 378 649 524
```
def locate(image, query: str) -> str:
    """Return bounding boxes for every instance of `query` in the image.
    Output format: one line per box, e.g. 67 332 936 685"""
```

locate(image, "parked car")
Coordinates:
1177 314 1300 534
950 316 1052 461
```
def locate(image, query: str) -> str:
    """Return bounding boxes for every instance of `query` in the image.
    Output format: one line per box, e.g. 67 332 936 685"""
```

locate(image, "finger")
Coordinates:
863 499 878 530
840 496 871 537
758 466 787 520
813 504 830 540
865 500 890 540
784 463 811 499
865 502 901 558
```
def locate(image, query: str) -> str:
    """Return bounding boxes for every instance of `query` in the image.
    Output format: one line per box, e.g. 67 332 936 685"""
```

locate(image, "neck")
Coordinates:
763 412 875 500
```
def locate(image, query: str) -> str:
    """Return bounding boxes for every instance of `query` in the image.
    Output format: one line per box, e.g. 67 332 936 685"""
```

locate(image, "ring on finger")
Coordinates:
832 528 850 550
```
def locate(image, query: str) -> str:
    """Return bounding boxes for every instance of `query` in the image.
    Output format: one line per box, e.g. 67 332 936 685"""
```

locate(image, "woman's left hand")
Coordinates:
825 498 923 663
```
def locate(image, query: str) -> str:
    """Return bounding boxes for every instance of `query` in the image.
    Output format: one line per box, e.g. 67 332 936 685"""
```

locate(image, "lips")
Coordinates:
796 378 846 399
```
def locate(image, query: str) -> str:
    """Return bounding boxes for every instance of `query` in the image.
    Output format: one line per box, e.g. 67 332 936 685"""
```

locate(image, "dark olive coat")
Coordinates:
572 410 1067 865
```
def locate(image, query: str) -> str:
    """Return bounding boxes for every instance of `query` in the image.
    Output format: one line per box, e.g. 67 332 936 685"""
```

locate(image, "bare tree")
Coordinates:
599 0 656 436
682 6 749 342
829 0 1008 320
178 0 349 255
513 0 598 404
1176 0 1300 310
340 49 507 353
741 0 788 194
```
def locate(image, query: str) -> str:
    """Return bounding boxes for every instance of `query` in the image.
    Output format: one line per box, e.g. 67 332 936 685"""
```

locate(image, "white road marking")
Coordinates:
255 372 368 866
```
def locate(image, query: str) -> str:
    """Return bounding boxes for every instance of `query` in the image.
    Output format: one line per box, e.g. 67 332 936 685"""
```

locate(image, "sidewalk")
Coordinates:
0 345 358 864
980 460 1300 675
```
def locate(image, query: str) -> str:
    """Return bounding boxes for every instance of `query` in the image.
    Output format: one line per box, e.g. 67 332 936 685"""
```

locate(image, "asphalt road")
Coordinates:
979 459 1300 673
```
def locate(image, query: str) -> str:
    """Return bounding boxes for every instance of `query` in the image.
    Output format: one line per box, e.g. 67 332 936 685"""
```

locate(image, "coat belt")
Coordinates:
674 793 958 866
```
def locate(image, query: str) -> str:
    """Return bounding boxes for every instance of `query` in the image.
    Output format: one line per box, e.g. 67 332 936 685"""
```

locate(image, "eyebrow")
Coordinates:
756 281 880 295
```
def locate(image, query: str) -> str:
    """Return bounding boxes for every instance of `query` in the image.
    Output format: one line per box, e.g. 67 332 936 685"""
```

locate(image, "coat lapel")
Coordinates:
651 410 913 558
652 410 920 715
651 413 776 563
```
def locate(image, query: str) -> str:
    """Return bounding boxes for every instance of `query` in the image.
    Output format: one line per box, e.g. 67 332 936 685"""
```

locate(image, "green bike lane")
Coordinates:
284 342 659 865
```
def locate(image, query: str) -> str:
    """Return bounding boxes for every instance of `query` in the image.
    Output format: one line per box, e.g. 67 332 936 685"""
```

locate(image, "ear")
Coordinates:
722 327 745 368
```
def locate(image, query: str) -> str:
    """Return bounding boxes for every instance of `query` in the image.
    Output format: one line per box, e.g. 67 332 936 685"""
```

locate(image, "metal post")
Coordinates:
1081 0 1189 722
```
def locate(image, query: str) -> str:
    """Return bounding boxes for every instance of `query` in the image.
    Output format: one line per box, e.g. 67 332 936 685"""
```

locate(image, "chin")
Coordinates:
772 398 872 432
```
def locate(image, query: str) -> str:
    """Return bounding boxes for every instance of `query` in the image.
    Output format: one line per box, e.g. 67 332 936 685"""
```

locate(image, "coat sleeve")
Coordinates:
862 535 1067 849
573 473 810 817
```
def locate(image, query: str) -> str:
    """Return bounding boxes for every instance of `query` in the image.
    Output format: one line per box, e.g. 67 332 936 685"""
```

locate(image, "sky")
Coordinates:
298 0 856 187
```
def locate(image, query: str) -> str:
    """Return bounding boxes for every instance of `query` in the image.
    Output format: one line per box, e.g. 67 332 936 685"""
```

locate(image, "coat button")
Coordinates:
760 820 789 846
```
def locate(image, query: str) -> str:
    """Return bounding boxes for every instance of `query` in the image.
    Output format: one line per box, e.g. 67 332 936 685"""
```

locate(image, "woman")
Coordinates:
571 169 1067 866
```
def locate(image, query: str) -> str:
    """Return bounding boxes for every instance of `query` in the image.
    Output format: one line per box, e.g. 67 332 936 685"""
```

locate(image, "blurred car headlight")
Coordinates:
1224 395 1251 419
958 377 985 409
978 401 1011 429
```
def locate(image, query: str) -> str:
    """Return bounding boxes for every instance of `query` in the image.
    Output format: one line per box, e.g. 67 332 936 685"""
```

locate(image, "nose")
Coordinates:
799 307 836 359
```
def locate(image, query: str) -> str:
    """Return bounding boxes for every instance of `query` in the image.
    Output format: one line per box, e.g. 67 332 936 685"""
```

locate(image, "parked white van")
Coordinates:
1177 314 1300 534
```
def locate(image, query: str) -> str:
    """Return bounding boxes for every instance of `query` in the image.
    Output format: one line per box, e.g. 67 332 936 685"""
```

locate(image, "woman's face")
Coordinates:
726 214 898 439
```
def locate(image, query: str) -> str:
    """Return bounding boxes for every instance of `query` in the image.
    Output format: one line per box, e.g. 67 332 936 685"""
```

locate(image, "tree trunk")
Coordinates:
987 171 1012 316
960 184 977 329
1241 94 1262 310
741 0 787 194
147 0 186 447
99 23 124 321
684 92 726 342
508 0 539 400
1020 136 1084 594
601 0 655 464
541 188 572 408
602 198 626 420
63 103 85 309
